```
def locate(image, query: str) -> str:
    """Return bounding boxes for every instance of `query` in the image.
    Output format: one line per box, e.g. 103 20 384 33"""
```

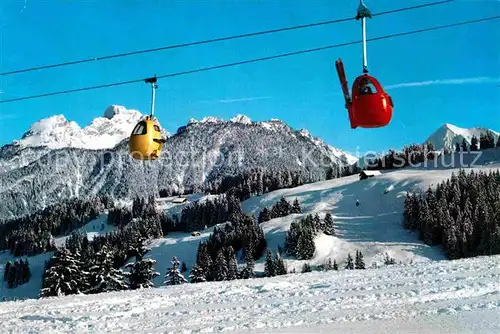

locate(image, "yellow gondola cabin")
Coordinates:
129 116 166 160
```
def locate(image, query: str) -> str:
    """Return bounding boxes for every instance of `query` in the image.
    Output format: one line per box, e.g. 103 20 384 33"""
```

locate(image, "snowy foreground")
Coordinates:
1 255 499 333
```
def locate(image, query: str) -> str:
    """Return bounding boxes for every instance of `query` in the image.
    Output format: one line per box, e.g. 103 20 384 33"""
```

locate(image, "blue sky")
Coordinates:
0 0 499 156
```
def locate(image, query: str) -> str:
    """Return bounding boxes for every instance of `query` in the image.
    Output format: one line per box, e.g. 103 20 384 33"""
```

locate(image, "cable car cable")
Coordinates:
0 0 455 77
0 15 497 105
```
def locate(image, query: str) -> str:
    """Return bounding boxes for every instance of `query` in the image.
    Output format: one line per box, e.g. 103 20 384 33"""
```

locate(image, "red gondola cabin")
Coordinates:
348 74 393 129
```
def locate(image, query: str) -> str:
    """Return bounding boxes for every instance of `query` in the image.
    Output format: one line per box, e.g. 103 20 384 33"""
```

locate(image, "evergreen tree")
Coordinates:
124 257 160 290
274 251 287 275
164 256 188 285
355 250 365 269
323 258 333 271
3 261 11 284
296 226 315 260
23 259 31 285
479 130 496 150
291 198 301 214
258 208 271 224
301 263 312 273
323 213 335 235
333 259 338 270
455 142 460 152
471 135 479 151
345 253 354 269
277 197 292 216
40 248 88 297
86 246 128 294
461 138 468 152
403 193 413 229
195 242 213 281
213 249 228 281
264 249 276 277
283 221 300 256
312 214 321 232
189 263 207 283
226 246 238 280
384 253 396 265
239 257 255 279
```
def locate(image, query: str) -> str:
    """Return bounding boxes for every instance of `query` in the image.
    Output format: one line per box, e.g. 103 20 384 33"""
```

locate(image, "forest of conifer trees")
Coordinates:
403 169 500 259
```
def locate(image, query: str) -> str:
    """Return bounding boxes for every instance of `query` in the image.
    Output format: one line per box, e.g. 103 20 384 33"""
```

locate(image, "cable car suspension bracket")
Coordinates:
145 75 158 117
356 0 372 74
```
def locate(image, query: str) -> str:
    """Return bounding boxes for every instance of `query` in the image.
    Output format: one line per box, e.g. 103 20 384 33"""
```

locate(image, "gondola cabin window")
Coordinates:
132 121 147 135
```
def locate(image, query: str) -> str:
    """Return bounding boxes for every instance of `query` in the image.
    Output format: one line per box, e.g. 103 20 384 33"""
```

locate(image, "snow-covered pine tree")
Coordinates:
226 246 238 280
164 256 188 285
296 226 315 260
40 248 89 297
274 251 287 275
384 252 396 265
291 198 301 214
345 253 354 270
471 135 479 151
403 193 412 229
239 246 256 279
213 249 228 281
124 257 160 290
323 213 335 235
443 224 460 259
195 242 213 281
301 263 312 273
333 259 338 270
277 197 292 216
418 198 433 244
258 207 271 223
85 245 128 294
264 249 276 277
189 263 207 283
313 213 321 232
355 250 365 269
283 221 300 256
482 130 495 149
461 138 468 152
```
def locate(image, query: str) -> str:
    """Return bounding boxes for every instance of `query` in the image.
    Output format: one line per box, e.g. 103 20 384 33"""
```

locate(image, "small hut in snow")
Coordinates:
359 170 381 180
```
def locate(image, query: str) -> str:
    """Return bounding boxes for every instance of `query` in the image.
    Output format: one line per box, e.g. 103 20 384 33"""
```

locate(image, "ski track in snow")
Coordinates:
0 255 499 333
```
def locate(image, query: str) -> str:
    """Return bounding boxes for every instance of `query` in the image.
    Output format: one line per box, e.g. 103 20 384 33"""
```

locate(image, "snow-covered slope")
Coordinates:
16 105 148 150
115 157 500 280
426 123 499 152
1 254 499 333
3 159 499 303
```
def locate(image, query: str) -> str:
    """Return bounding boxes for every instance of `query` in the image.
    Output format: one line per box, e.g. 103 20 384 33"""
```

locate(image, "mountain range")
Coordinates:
0 105 356 220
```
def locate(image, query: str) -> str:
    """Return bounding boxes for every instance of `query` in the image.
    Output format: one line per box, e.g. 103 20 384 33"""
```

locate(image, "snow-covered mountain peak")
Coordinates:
298 129 312 139
426 123 499 152
20 115 81 146
230 114 252 125
187 116 227 125
200 116 223 124
16 105 145 150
